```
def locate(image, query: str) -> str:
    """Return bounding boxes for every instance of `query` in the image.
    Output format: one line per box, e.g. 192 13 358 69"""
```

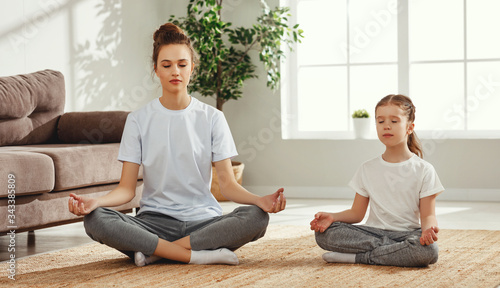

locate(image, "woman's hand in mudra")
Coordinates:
257 188 286 213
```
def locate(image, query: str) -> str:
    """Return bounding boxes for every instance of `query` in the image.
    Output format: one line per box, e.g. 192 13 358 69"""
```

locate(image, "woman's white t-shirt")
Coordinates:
349 154 444 231
118 97 237 221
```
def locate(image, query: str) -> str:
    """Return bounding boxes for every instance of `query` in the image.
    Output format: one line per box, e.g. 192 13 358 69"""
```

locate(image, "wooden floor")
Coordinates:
1 222 93 261
2 199 500 262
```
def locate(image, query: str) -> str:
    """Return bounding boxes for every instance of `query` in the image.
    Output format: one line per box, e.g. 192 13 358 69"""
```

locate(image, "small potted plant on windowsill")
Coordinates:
352 109 371 139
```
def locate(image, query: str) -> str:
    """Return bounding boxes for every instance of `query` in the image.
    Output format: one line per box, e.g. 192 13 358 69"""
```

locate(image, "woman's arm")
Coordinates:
68 161 140 216
310 193 369 233
214 159 285 213
419 194 439 245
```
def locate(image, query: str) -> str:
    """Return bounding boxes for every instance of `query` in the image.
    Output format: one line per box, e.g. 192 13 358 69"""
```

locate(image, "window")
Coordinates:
282 0 500 139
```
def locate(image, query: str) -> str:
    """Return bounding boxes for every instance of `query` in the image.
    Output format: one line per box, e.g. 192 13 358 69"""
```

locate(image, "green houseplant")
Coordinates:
352 109 371 139
169 0 303 111
352 109 370 119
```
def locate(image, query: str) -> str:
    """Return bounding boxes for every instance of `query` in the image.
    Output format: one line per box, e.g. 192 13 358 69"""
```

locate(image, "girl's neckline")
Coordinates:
379 153 416 166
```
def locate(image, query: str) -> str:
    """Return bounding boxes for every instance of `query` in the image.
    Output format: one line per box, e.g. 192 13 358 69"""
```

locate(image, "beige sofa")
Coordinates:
0 69 143 233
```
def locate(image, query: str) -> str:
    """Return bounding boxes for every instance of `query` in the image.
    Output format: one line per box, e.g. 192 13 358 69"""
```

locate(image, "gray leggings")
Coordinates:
315 222 438 267
84 205 269 258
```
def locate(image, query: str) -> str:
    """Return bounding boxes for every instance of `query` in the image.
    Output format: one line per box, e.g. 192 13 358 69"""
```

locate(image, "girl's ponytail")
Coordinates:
376 94 423 158
408 130 423 159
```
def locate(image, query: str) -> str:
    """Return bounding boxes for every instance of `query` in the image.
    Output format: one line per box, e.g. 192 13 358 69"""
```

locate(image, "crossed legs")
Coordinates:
315 222 438 267
83 206 269 265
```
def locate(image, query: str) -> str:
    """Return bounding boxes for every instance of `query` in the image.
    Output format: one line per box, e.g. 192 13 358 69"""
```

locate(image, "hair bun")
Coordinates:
153 23 185 42
151 22 197 69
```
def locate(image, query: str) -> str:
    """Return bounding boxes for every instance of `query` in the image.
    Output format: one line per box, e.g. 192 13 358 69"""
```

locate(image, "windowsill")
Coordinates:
283 130 500 140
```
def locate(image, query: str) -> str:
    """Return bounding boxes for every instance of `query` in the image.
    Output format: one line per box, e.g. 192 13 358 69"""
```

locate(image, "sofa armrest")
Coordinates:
57 111 130 144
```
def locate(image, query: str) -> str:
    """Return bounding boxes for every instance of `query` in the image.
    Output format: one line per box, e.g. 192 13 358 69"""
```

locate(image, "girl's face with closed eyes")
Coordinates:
375 104 414 148
154 44 194 95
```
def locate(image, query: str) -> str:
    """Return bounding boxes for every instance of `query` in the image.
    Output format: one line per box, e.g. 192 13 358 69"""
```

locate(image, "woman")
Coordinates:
68 23 286 266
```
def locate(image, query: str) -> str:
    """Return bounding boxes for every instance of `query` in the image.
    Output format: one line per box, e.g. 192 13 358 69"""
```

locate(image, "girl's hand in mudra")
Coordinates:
310 212 335 233
420 226 439 246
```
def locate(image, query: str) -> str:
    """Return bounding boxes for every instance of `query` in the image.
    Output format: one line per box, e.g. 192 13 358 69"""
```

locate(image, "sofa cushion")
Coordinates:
0 151 55 197
57 111 129 144
0 70 65 146
1 143 124 191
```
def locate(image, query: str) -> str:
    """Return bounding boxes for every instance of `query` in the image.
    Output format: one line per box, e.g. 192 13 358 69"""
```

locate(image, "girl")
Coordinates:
68 23 286 266
310 94 443 267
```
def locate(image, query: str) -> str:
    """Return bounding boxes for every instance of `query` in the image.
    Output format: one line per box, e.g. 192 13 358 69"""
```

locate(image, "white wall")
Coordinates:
1 0 498 201
0 0 165 112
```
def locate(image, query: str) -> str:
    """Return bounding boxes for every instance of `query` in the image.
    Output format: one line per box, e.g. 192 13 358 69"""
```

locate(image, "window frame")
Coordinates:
281 0 500 140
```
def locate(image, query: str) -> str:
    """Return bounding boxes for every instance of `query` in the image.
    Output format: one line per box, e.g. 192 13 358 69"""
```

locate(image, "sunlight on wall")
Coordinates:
0 0 71 107
0 0 162 112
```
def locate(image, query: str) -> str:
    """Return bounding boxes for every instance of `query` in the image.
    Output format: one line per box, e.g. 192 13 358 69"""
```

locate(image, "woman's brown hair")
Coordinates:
375 94 424 158
152 23 198 70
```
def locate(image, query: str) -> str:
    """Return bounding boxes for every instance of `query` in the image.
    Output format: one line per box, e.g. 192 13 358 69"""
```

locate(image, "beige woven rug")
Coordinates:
1 225 499 287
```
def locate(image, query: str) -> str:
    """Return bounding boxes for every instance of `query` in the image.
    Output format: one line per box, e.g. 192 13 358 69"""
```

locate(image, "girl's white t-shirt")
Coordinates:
118 97 237 221
349 154 444 231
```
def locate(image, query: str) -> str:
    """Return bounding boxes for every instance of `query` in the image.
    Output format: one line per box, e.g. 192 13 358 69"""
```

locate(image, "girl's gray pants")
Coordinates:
315 222 438 267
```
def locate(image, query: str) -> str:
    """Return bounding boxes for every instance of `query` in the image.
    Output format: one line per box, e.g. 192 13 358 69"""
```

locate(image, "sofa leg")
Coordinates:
28 231 35 246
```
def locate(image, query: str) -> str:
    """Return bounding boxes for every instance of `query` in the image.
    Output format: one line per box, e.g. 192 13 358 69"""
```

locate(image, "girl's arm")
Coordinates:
310 193 369 233
214 159 286 213
68 161 140 216
419 194 439 245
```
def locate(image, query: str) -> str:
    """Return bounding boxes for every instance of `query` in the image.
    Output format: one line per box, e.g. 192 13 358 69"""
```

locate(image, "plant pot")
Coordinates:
352 118 371 139
210 161 245 201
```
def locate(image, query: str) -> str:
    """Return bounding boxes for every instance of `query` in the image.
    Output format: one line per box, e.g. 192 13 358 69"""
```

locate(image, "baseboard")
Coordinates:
243 186 500 202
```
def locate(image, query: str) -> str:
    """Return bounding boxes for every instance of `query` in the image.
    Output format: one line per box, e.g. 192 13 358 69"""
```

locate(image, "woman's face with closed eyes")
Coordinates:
154 44 194 95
